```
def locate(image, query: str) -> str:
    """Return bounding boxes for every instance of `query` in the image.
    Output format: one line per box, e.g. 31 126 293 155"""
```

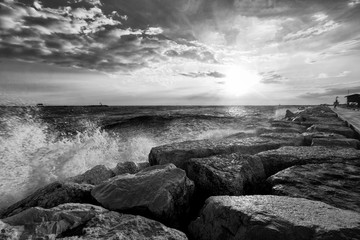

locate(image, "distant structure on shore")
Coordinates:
345 94 360 107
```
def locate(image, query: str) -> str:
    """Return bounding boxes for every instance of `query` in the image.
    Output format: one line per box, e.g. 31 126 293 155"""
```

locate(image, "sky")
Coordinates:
1 0 360 105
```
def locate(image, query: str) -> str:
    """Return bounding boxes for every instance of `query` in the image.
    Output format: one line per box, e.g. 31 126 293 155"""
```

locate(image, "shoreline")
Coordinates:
1 105 360 239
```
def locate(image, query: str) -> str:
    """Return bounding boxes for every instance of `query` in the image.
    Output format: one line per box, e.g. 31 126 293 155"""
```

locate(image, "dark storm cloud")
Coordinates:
180 71 226 78
1 0 359 74
259 71 287 84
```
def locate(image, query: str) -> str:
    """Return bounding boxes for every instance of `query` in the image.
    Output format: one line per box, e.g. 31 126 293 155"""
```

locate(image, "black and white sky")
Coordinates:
1 0 360 105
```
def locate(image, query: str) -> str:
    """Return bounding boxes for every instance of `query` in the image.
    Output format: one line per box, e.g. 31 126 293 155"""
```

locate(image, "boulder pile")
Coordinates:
1 105 360 240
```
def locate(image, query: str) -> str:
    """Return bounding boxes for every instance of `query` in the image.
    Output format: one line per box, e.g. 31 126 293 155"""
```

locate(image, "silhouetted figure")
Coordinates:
334 96 339 109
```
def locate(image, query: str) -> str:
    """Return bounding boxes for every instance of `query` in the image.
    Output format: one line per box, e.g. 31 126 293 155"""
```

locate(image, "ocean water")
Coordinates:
0 105 298 210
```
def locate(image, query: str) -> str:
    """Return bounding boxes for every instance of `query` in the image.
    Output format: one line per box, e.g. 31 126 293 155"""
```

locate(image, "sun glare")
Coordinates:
221 66 261 97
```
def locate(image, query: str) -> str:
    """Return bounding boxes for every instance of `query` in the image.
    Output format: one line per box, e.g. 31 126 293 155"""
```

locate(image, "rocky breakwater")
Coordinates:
2 105 360 240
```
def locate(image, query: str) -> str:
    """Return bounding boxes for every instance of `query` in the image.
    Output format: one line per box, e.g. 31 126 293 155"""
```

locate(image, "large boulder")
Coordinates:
149 137 303 169
188 195 360 240
1 203 188 240
307 124 355 138
91 164 194 228
0 182 97 219
311 138 360 149
302 132 346 145
112 161 150 175
256 146 360 177
186 154 265 198
256 127 303 134
267 163 360 212
67 165 115 185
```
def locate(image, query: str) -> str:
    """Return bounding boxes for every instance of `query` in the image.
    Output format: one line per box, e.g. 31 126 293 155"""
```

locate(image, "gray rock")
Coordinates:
0 182 97 219
267 163 360 212
256 127 303 134
256 146 360 177
188 195 360 240
259 133 305 146
186 154 265 197
269 120 306 132
285 109 295 119
112 161 137 175
307 124 355 138
91 164 194 228
67 165 115 185
302 132 346 145
2 203 188 240
311 138 360 149
149 137 302 169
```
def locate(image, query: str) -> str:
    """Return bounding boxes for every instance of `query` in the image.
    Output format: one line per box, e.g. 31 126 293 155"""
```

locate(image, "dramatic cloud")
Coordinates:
259 71 287 84
180 71 226 78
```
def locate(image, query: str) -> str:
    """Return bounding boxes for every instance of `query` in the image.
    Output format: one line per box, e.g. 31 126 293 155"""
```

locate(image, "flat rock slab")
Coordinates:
259 133 305 146
267 163 360 212
311 138 360 149
256 146 360 177
189 195 360 240
0 181 97 219
269 120 306 131
186 154 265 197
149 137 303 169
1 203 188 240
256 127 304 134
307 124 355 138
91 164 194 228
302 132 346 145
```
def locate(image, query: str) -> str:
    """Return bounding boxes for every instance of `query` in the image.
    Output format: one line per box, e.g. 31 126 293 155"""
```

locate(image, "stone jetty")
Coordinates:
1 105 360 240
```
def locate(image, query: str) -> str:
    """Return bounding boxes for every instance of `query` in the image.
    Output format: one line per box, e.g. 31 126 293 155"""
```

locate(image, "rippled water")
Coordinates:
0 105 297 209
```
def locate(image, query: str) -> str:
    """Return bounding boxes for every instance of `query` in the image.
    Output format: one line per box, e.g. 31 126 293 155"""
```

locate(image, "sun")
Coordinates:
220 66 260 97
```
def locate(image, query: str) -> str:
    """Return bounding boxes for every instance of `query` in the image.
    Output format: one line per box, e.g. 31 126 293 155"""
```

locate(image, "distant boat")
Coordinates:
36 103 44 107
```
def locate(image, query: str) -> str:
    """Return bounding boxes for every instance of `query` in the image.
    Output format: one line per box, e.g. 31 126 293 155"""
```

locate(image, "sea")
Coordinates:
0 105 301 210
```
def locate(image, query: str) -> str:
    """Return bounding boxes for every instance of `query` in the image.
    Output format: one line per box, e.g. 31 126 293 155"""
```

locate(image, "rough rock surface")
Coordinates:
259 133 304 146
1 203 188 240
186 154 265 197
91 164 194 228
188 195 360 240
267 163 360 212
256 127 304 135
269 120 306 132
311 138 360 149
149 137 302 169
307 124 355 138
256 146 360 177
67 165 115 185
302 132 346 145
0 182 96 219
112 161 150 175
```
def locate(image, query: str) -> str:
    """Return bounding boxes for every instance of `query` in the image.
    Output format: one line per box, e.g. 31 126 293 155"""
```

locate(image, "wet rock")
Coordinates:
112 161 149 175
267 163 360 212
2 203 188 240
311 138 360 149
67 165 115 185
188 195 360 240
91 164 194 228
256 146 360 177
0 182 97 219
256 127 303 134
307 124 355 138
186 154 265 197
269 120 306 132
302 132 346 145
0 220 23 239
259 133 305 146
285 109 295 119
149 137 302 169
